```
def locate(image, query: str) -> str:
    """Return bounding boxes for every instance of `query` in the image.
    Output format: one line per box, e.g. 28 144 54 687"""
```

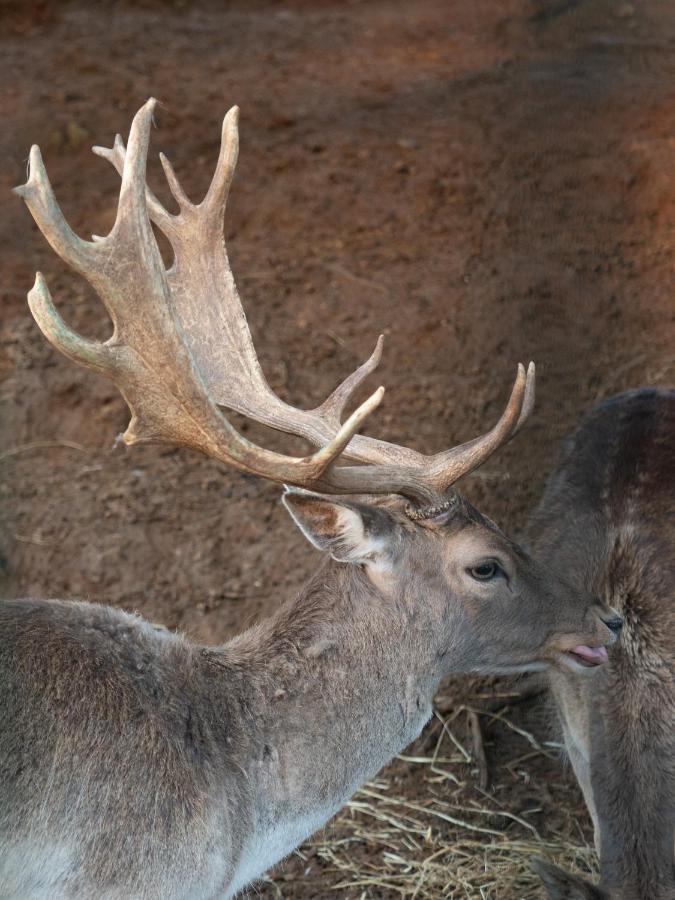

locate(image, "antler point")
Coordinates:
30 271 45 292
28 144 43 166
17 144 44 189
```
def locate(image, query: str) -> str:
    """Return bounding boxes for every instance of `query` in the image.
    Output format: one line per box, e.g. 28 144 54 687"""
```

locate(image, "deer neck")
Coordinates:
215 560 442 888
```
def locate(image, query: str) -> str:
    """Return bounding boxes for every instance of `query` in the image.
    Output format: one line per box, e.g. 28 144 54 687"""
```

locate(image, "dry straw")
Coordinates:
262 690 599 899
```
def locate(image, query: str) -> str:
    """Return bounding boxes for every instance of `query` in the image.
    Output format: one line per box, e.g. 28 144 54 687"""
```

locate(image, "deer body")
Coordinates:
1 495 620 899
0 580 430 899
530 389 675 900
7 99 621 897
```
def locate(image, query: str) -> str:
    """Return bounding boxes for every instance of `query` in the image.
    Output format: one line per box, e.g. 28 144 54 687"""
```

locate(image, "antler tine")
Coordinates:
93 133 177 240
14 145 99 276
316 335 385 425
201 105 239 219
424 362 535 491
27 272 117 374
513 360 535 434
114 98 160 242
159 153 191 211
91 132 126 175
308 386 385 475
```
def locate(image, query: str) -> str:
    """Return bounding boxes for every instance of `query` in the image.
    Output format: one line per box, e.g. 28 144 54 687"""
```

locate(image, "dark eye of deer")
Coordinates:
469 561 500 581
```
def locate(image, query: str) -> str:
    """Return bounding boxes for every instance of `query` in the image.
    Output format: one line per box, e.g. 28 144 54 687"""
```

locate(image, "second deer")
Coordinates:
3 99 621 898
530 389 675 899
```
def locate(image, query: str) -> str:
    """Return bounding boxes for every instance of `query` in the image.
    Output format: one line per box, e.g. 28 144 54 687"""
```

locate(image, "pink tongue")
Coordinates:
571 644 609 665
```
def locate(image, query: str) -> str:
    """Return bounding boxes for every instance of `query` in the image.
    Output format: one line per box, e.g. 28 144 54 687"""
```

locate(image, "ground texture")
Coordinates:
2 0 675 896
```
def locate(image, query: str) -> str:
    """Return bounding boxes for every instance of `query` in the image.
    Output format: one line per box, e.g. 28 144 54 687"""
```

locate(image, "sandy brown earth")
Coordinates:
1 0 674 897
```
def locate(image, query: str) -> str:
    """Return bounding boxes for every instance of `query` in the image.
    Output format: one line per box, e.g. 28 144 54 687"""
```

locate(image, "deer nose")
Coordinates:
602 614 624 635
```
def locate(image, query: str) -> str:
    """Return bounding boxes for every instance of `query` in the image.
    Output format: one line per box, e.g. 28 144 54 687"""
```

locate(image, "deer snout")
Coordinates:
601 612 624 635
592 603 623 645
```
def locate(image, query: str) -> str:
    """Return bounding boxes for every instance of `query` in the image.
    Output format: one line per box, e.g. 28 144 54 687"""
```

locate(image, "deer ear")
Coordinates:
531 859 607 900
282 490 395 566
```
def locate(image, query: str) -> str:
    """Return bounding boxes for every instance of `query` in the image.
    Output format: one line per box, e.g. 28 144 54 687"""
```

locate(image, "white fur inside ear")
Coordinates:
332 507 387 567
333 508 366 561
336 507 366 554
283 492 390 569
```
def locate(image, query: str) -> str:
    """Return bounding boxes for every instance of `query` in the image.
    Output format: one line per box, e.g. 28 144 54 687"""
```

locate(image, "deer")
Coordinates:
528 389 675 899
3 98 622 899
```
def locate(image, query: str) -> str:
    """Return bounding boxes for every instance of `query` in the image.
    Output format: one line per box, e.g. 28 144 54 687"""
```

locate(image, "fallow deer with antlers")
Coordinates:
2 100 621 899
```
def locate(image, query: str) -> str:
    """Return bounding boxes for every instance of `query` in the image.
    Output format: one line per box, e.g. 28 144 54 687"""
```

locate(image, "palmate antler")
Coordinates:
16 98 534 514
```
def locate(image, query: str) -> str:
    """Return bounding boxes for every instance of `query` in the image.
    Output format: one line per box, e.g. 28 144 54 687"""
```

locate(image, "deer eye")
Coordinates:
468 561 502 582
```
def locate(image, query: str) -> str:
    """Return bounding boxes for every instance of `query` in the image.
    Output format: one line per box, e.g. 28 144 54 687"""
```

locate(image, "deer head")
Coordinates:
282 489 619 676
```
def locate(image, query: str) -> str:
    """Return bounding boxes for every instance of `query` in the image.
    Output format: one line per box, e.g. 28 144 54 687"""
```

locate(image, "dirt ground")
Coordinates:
1 0 675 897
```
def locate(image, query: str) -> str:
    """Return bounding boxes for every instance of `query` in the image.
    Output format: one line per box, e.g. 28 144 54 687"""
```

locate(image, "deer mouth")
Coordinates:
565 644 609 667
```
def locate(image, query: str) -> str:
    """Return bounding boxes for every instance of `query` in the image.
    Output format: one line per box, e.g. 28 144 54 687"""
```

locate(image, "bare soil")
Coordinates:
1 1 674 897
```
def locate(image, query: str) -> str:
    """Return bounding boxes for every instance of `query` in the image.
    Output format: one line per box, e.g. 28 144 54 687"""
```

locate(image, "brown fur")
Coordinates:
529 389 675 899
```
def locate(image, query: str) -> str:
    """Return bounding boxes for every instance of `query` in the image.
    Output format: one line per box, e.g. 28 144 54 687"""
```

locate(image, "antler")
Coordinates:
16 98 535 513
